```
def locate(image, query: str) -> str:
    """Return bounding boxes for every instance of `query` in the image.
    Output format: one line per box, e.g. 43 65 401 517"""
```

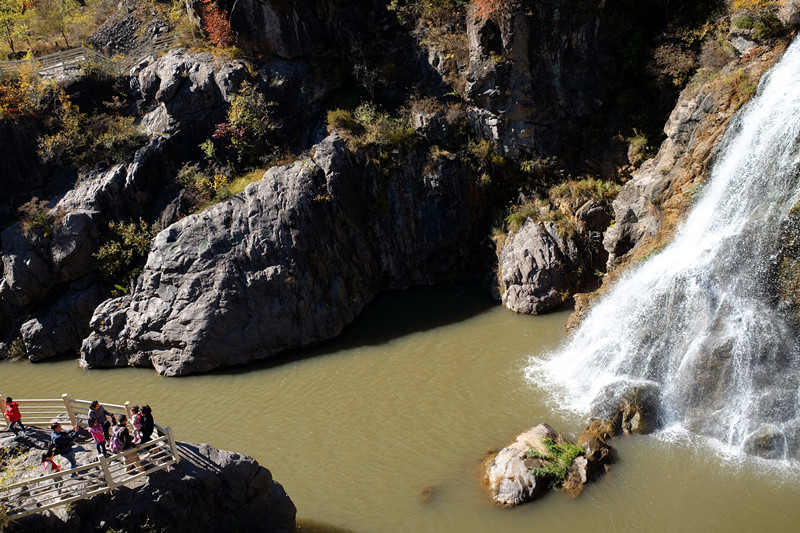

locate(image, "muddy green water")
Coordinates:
3 285 800 532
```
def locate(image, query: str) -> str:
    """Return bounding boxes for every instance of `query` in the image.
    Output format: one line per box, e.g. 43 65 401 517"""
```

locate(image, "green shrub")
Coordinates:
326 102 417 151
327 108 365 135
527 438 584 489
93 219 158 292
752 12 783 40
17 196 53 238
732 15 755 30
37 90 147 168
6 338 27 361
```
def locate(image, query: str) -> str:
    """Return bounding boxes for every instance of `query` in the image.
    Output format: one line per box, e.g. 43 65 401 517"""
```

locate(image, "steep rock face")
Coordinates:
463 1 634 162
228 0 372 58
0 50 250 361
0 137 177 360
603 45 787 271
81 134 477 375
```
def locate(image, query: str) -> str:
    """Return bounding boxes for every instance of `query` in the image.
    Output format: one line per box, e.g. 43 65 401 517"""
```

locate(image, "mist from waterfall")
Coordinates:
529 36 800 459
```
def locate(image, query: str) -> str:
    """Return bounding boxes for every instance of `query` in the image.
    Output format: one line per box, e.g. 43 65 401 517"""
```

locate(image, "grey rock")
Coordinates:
133 50 248 135
779 0 800 27
485 424 560 506
498 220 576 314
0 137 175 361
589 380 662 435
20 276 107 362
729 27 757 56
603 87 720 266
462 2 635 161
743 425 787 460
497 197 611 315
81 134 475 375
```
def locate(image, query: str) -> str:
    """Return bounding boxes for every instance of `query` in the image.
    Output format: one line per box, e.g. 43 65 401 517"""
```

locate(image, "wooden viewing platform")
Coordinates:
0 33 179 80
0 395 180 520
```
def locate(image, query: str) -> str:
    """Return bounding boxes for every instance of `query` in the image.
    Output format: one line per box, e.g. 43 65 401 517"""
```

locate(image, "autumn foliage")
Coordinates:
200 0 233 47
471 0 513 20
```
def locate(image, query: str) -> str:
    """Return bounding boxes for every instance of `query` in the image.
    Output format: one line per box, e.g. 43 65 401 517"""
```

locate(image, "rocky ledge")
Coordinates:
1 430 295 532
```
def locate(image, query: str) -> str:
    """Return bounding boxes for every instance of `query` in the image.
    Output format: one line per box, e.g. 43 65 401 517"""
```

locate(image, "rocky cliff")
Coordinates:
2 0 795 373
80 134 478 375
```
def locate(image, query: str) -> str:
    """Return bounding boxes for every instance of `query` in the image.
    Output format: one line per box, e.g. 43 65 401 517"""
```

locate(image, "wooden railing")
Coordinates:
0 33 180 80
0 395 180 519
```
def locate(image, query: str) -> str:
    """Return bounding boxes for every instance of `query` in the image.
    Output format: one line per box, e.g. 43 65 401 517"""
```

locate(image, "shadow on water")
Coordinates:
216 283 496 376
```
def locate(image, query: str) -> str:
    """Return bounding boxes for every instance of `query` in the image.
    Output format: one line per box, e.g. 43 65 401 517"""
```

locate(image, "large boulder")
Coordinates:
497 220 578 314
484 424 561 506
484 423 608 505
80 134 477 375
497 197 611 315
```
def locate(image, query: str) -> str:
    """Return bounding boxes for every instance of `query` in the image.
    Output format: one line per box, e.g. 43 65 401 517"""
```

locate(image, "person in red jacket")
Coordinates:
4 396 26 438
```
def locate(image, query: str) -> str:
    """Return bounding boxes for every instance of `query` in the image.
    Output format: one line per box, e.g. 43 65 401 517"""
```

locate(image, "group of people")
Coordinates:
4 397 156 477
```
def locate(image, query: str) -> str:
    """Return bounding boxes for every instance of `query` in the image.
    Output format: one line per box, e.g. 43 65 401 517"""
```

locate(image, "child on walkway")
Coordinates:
4 397 26 438
41 447 63 494
113 414 143 474
41 448 61 474
130 405 143 444
87 417 108 458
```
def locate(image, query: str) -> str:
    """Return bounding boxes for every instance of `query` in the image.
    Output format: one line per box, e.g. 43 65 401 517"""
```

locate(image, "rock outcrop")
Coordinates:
80 134 477 375
1 429 296 532
588 380 662 436
603 41 789 271
484 423 611 506
497 196 612 315
0 50 251 362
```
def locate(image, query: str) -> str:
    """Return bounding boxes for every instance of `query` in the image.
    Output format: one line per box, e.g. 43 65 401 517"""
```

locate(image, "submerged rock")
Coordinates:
743 425 787 460
589 380 662 435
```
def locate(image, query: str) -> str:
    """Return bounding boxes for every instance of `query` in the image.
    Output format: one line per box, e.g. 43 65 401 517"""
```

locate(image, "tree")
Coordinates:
32 0 80 49
0 0 27 54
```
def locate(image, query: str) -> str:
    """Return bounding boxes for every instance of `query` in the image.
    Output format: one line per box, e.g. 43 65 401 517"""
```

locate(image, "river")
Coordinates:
3 285 800 531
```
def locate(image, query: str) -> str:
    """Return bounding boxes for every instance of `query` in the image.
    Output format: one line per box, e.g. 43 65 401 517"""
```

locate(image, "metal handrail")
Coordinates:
0 395 180 519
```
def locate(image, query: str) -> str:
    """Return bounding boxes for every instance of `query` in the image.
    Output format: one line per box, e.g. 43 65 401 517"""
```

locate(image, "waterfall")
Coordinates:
529 37 800 460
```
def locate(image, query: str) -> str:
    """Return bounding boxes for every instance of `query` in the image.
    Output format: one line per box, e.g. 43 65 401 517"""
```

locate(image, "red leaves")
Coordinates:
200 0 234 47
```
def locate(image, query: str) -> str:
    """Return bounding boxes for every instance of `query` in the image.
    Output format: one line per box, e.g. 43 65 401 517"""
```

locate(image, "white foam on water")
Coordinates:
527 35 800 462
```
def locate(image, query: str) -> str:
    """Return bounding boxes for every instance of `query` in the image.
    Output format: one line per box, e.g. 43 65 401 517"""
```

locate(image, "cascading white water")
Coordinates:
529 36 800 460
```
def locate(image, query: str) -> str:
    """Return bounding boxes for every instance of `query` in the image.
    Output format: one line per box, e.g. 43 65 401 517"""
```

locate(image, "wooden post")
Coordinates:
99 455 117 490
124 401 132 420
61 393 77 428
166 426 180 464
0 396 6 430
